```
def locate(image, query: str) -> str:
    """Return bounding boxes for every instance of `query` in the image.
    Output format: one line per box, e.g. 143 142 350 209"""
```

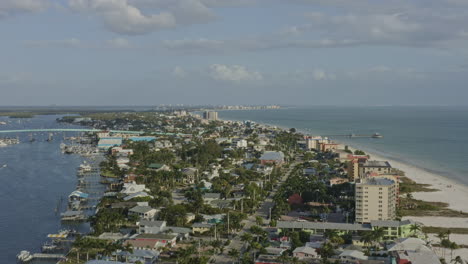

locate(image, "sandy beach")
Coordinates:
356 149 468 213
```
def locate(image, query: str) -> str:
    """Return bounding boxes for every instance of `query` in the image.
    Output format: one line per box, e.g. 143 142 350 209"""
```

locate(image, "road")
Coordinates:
210 161 299 263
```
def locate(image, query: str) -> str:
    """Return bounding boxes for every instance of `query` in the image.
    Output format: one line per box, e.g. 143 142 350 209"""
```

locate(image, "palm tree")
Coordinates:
449 242 459 261
228 248 240 260
360 231 374 248
410 224 421 237
451 256 464 264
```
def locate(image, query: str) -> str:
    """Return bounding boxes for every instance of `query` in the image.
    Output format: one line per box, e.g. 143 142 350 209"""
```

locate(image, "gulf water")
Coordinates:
0 115 85 263
219 106 468 186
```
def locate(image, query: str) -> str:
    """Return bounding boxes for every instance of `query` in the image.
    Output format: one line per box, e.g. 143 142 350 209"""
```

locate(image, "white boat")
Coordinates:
0 121 6 125
16 250 33 262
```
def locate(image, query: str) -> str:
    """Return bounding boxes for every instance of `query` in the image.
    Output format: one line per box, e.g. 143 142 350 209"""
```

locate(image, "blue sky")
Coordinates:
1 0 468 106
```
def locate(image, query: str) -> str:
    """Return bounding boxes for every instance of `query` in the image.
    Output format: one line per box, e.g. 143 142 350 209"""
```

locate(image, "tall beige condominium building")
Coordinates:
347 159 360 181
203 111 218 121
355 177 397 223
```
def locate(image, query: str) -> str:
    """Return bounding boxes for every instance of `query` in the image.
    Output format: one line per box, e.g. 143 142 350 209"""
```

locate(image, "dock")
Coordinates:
32 253 66 259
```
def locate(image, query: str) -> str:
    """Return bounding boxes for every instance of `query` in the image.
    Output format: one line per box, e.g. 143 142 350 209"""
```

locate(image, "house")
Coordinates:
129 206 158 220
339 250 368 261
111 147 134 156
203 193 221 203
202 214 225 224
114 249 159 264
96 232 125 241
123 191 152 201
131 233 177 248
69 190 89 202
255 255 281 264
387 238 441 264
181 167 198 184
260 151 285 165
293 246 319 259
264 246 286 256
192 223 213 234
138 220 167 234
121 182 147 195
124 240 160 251
98 137 123 150
148 163 171 172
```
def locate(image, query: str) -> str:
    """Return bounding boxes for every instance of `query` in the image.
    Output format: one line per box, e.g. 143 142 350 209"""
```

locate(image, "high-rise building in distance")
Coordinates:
203 111 218 121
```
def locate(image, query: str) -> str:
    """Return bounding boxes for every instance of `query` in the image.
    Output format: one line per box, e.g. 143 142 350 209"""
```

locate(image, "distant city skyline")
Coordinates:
1 0 468 106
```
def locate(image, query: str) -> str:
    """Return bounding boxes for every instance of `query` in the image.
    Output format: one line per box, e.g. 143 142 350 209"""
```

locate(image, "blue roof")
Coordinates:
69 191 89 199
129 136 156 142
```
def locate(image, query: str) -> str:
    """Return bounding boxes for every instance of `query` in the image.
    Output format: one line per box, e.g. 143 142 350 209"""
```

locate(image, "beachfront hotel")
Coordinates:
355 177 398 223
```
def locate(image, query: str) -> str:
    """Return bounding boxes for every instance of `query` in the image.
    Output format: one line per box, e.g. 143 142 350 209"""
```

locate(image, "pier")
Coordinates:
324 133 383 138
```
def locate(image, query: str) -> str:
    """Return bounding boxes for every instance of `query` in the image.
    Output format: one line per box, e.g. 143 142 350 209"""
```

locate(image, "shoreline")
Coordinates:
220 116 468 214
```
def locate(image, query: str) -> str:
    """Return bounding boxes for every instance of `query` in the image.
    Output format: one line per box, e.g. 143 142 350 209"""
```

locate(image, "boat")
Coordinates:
16 250 33 262
372 132 383 138
0 121 6 125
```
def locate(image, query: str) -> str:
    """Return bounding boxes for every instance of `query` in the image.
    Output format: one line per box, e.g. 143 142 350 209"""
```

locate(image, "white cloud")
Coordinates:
0 0 49 18
69 0 224 35
69 0 176 35
209 64 263 82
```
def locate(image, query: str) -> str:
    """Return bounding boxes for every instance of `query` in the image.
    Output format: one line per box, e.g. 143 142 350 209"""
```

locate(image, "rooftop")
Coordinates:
362 160 392 168
358 177 395 186
260 151 285 161
277 221 371 231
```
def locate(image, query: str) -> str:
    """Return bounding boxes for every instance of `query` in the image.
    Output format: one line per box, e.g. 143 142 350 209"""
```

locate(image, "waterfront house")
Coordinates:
69 190 89 202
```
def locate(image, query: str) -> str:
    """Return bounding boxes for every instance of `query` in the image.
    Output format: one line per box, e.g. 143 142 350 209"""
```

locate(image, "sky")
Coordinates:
1 0 468 106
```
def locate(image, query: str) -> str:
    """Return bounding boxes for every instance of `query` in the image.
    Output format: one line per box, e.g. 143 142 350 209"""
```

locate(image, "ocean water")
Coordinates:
0 115 85 263
219 106 468 186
